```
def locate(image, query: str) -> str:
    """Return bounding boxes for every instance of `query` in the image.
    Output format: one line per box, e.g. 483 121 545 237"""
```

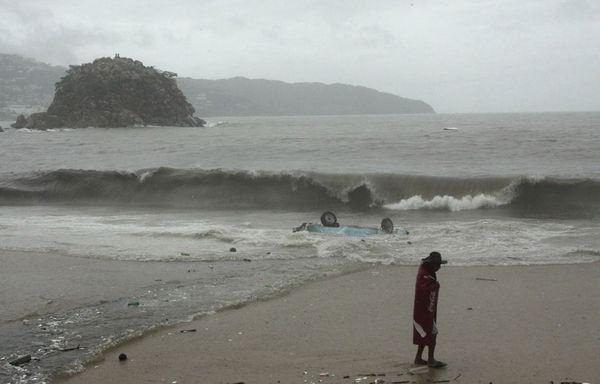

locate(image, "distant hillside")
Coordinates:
0 53 435 119
177 77 435 116
0 53 65 119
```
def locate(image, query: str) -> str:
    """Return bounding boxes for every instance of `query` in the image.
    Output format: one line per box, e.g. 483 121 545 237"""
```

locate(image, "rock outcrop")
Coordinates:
12 56 205 128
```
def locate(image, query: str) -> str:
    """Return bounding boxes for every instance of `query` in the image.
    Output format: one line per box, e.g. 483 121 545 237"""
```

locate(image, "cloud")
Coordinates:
0 0 598 112
0 1 125 64
556 0 600 20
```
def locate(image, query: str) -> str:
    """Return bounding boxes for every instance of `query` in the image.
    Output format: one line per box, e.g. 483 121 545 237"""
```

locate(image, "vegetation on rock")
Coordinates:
12 56 205 128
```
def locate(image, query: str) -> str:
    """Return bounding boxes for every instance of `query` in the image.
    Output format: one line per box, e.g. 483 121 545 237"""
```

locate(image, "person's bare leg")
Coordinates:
414 344 427 365
427 343 446 368
427 343 436 362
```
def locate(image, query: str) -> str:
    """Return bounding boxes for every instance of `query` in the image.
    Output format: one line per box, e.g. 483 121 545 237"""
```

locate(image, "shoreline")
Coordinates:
58 262 600 384
0 250 219 323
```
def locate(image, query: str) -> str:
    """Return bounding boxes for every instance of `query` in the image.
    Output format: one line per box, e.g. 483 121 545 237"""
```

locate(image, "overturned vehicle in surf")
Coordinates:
293 211 409 237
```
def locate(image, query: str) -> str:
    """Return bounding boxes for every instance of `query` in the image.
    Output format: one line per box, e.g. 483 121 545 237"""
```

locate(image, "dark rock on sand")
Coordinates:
12 56 206 129
9 354 32 366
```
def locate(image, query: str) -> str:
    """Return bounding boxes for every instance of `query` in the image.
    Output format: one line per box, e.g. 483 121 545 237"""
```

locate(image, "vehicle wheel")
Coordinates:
381 217 394 234
320 211 338 227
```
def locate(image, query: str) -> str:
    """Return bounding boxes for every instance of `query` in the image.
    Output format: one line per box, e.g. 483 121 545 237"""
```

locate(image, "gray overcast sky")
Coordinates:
1 0 599 113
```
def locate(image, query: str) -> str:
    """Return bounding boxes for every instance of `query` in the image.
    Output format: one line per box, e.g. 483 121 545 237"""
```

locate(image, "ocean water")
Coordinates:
1 112 600 383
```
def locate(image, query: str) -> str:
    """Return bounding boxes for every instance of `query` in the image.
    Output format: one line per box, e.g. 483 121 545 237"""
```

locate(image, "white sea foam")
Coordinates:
204 120 227 128
138 170 154 183
384 194 507 212
17 128 43 133
17 128 73 133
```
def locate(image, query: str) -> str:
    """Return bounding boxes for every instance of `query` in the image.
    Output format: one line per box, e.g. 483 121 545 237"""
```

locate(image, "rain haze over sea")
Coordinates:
1 1 600 382
1 112 600 383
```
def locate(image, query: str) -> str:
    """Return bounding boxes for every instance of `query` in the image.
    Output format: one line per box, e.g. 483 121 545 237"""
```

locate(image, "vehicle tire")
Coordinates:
320 211 338 227
381 217 394 234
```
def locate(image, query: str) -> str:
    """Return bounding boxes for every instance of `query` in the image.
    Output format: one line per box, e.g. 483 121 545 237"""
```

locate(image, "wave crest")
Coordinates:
384 194 506 212
1 168 599 217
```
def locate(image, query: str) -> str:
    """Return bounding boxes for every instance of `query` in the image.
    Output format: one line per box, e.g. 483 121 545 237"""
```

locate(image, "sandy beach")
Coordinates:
58 262 600 384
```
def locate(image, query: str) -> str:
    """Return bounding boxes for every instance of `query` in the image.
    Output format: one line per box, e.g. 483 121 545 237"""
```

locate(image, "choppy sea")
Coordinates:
1 112 599 383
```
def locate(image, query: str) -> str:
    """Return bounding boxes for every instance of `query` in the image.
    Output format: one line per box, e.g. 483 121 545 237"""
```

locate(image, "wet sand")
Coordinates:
59 262 600 384
1 250 206 323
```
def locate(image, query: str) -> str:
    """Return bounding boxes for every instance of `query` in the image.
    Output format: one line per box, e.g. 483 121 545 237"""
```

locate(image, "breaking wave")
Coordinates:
1 168 599 217
384 194 505 212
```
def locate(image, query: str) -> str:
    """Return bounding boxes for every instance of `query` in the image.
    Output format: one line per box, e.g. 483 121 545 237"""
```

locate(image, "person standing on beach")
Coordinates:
413 251 447 368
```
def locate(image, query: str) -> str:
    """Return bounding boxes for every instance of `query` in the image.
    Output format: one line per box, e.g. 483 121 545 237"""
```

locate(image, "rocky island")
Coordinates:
11 56 205 129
